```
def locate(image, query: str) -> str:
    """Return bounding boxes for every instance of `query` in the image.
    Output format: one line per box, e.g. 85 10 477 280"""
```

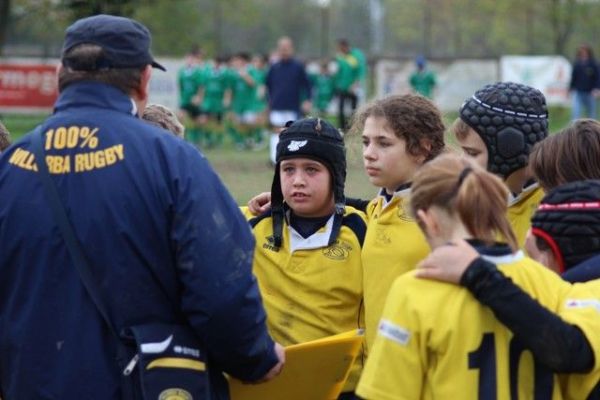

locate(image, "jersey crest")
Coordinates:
322 239 353 261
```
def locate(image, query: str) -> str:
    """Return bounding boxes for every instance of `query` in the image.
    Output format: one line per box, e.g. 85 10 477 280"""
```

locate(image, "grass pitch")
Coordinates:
1 107 572 204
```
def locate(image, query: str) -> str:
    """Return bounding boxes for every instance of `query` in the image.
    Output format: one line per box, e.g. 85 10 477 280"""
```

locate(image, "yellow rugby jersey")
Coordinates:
362 189 430 350
508 183 545 248
248 206 365 392
357 250 600 400
559 280 600 400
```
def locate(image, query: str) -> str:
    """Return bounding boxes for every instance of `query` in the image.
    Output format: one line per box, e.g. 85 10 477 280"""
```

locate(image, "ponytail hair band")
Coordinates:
456 167 473 188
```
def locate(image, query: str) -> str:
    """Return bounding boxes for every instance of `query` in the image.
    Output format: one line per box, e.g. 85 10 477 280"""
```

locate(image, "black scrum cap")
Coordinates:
459 82 548 178
271 118 346 248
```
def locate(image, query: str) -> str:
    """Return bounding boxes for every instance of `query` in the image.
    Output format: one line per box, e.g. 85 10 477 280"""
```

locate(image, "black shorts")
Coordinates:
205 111 223 122
180 103 204 118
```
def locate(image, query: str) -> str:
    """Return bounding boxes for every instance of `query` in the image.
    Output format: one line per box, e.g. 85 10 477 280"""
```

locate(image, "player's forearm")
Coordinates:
461 259 594 373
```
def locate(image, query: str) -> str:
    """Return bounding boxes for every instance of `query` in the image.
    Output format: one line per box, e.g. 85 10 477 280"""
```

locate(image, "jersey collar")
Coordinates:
509 181 540 206
287 211 335 253
54 81 138 116
378 183 412 209
467 239 524 264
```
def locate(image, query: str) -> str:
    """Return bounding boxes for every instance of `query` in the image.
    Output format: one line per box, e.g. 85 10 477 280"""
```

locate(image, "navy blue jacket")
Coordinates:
0 82 277 398
266 58 311 113
570 59 600 92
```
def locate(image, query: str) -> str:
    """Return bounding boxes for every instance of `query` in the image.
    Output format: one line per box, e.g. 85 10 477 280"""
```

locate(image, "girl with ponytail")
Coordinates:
356 154 599 400
408 154 517 252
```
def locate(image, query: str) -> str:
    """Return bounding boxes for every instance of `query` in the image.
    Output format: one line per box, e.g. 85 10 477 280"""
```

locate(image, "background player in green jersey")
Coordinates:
177 46 205 145
251 54 269 115
348 42 368 104
310 60 335 117
250 54 269 148
334 39 360 130
197 55 231 148
229 52 263 149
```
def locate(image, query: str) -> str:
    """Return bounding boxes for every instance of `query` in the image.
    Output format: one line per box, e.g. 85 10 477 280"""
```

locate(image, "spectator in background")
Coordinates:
0 121 10 152
570 44 600 120
142 103 185 138
266 36 312 165
334 39 359 130
409 55 437 99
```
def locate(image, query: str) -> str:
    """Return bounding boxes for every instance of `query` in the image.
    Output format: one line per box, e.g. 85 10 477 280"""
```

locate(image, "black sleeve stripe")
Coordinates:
342 213 367 247
248 210 272 229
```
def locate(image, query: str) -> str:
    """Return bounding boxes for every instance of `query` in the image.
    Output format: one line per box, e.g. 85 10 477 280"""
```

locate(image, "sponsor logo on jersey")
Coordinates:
263 235 280 252
322 240 352 260
287 140 308 152
378 319 411 345
159 388 193 400
565 299 600 313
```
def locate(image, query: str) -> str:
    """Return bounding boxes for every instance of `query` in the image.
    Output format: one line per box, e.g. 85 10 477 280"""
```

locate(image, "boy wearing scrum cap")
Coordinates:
453 82 549 247
527 179 600 282
244 117 365 398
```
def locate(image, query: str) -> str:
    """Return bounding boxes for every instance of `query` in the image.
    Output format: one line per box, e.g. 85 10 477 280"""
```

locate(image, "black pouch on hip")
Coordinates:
122 323 210 400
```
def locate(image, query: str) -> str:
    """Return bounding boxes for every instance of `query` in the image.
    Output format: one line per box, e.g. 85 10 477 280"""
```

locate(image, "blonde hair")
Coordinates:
410 154 518 251
142 104 185 138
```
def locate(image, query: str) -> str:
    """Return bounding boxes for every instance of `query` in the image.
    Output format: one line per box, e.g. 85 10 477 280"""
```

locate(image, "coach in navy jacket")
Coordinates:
0 15 281 399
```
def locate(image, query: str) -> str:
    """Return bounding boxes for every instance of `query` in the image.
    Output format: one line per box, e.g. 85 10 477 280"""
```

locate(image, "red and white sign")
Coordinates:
0 64 59 112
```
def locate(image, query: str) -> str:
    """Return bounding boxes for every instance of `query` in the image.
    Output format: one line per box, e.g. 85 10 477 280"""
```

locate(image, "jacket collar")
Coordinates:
54 81 138 116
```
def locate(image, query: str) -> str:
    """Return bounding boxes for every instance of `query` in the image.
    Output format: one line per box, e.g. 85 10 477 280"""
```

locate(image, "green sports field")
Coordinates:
0 107 572 204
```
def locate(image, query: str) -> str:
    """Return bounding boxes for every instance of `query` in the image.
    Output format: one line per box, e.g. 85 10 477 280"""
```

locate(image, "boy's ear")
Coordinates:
418 138 433 163
416 208 439 236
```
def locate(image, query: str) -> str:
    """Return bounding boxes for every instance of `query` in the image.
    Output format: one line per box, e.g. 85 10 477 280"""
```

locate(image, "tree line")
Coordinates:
2 0 599 61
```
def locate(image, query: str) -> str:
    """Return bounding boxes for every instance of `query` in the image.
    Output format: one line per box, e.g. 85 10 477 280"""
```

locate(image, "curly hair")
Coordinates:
0 121 10 152
350 94 445 161
142 104 185 138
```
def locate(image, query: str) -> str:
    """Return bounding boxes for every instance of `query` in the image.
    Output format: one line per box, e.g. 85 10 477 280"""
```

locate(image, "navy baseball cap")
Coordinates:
62 14 166 71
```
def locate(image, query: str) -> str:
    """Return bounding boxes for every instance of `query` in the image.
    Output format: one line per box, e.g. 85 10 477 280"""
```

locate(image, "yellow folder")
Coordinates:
229 329 364 400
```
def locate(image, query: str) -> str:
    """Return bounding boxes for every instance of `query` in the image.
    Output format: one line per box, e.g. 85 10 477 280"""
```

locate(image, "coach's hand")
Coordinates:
247 191 272 215
253 343 285 384
416 239 479 284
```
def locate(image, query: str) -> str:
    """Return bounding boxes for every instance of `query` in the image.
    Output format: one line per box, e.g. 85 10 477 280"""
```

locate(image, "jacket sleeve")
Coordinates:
170 145 277 381
460 258 594 373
